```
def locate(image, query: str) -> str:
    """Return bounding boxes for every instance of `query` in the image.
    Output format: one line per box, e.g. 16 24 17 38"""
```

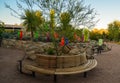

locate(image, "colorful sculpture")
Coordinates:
18 31 23 40
60 37 65 46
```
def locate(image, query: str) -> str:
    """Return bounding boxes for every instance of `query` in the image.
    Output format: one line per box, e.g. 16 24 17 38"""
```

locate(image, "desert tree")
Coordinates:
108 20 120 41
5 0 97 28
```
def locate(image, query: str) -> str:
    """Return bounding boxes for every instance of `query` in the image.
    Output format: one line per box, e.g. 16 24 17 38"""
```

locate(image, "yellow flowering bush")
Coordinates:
50 9 55 15
35 10 42 17
60 12 71 27
50 9 55 28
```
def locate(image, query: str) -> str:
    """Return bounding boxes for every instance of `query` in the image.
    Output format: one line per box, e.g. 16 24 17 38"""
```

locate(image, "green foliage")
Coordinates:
57 25 75 42
59 12 73 41
2 32 12 39
83 28 89 42
60 12 71 29
108 20 120 41
21 9 44 40
2 30 19 39
89 31 102 41
47 47 55 55
0 22 5 37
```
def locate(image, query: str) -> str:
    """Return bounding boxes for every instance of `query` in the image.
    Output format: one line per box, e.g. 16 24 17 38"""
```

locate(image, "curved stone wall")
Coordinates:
36 53 87 69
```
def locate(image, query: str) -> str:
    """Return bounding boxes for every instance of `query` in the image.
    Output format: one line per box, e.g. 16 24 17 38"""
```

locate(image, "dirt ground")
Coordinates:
0 43 120 83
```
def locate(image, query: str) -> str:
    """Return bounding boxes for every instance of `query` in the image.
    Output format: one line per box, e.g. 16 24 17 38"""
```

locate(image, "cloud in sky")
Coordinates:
0 0 120 29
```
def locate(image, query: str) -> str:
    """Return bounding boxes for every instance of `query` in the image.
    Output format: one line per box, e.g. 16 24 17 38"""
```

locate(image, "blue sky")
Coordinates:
0 0 120 29
0 0 22 24
85 0 120 29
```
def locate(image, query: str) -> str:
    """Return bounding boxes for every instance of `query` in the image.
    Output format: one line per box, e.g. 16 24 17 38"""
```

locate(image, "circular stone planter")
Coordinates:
35 52 87 69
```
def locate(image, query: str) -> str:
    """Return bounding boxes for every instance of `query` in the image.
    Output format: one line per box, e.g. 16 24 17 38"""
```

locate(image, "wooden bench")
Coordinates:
18 58 97 83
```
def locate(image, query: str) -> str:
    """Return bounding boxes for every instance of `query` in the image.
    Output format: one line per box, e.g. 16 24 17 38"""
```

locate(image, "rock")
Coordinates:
26 51 36 60
26 50 35 55
8 39 16 47
69 48 80 55
79 52 87 64
2 39 8 47
27 54 36 60
36 48 45 54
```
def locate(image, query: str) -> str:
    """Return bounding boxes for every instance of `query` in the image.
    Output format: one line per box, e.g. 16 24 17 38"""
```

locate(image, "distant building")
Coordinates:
4 24 23 32
0 20 24 32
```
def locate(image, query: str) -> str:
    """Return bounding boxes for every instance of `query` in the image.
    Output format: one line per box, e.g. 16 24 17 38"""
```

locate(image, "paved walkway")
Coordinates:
0 43 120 83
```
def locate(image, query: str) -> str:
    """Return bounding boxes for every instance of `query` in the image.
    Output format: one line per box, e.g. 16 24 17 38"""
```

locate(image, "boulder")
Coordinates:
69 48 80 55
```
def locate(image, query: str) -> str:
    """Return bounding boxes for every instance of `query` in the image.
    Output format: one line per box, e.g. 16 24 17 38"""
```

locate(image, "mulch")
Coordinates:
0 43 120 83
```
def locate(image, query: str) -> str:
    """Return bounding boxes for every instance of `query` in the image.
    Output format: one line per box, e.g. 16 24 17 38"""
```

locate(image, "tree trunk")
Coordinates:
0 37 2 47
31 30 34 41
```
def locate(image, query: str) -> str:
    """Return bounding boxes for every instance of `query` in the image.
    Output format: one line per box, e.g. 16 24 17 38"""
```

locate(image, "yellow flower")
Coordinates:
50 9 55 15
35 11 42 17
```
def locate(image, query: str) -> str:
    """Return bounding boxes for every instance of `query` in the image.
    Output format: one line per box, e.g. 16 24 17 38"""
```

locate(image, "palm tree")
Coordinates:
21 9 43 40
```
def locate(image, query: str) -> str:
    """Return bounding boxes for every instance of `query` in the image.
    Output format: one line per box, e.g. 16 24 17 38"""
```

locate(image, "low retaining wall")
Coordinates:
36 53 87 69
2 39 53 51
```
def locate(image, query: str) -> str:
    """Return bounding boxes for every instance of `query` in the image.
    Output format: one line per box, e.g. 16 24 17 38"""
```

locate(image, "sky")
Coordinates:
0 0 120 29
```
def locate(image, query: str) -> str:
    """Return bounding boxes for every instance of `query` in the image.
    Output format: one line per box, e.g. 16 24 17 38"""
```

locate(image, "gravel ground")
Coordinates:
0 43 120 83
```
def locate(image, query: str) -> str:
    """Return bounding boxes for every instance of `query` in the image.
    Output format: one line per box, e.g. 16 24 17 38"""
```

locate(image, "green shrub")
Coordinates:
47 47 55 55
2 32 14 39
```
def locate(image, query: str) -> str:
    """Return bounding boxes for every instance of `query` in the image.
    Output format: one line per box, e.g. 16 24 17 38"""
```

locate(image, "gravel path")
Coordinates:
0 43 120 83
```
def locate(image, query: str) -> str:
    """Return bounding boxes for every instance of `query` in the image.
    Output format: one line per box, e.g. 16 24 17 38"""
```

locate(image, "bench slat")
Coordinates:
24 59 97 75
25 65 55 74
55 59 97 75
